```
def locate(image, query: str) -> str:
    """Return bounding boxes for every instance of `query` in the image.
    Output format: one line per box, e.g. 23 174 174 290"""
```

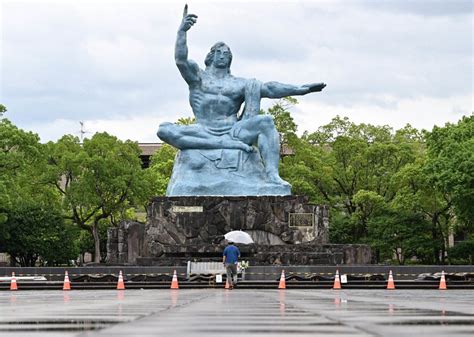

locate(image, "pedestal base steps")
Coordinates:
135 243 371 266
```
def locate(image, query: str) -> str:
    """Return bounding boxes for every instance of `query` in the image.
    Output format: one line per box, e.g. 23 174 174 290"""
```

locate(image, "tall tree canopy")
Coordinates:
0 109 72 265
425 115 474 227
1 203 78 266
46 132 152 263
276 105 472 264
0 116 50 224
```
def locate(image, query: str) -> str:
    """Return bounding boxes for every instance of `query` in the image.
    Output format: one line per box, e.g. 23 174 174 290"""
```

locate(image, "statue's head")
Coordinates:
205 42 232 70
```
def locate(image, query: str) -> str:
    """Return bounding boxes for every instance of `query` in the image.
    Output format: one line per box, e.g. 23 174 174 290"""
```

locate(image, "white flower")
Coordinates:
238 260 249 270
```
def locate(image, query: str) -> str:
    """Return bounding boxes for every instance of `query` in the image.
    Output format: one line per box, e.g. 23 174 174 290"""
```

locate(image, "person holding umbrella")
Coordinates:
223 241 240 289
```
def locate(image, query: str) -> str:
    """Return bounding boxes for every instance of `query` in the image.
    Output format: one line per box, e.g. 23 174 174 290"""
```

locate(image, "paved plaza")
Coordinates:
0 289 473 336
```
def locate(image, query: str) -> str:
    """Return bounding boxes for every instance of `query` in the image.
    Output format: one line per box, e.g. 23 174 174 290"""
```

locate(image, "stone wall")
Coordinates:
107 221 145 265
144 196 329 258
107 195 372 266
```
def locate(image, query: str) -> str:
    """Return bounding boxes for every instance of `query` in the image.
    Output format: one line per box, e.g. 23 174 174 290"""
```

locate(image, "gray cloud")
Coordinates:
355 0 473 17
1 1 472 142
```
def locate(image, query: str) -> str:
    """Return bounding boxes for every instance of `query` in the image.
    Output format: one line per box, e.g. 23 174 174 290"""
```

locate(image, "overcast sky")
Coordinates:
1 0 472 143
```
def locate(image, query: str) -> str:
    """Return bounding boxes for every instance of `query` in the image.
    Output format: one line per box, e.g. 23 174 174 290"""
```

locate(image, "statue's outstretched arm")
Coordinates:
175 5 200 84
261 81 326 99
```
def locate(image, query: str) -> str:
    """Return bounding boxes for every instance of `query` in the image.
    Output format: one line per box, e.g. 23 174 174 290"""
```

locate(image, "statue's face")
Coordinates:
213 46 231 69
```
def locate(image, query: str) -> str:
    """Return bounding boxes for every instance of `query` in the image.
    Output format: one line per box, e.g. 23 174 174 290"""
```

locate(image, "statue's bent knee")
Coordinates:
157 122 174 142
259 115 276 130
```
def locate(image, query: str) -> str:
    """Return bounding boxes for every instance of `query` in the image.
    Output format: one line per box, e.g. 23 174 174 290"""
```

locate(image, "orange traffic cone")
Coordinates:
387 270 395 290
333 270 341 289
278 270 286 289
63 271 71 290
117 270 125 290
10 272 18 291
439 270 447 290
170 270 179 289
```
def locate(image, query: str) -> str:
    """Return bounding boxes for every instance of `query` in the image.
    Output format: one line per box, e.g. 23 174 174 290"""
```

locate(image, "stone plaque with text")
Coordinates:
289 213 314 227
171 206 203 213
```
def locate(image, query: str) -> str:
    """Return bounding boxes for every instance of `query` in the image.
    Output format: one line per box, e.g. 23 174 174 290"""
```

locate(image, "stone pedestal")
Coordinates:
146 195 328 247
107 195 371 265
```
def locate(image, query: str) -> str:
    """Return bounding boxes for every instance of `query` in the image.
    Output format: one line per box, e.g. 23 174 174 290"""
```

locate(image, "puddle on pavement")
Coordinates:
195 328 336 334
388 320 474 326
344 306 472 317
0 319 120 332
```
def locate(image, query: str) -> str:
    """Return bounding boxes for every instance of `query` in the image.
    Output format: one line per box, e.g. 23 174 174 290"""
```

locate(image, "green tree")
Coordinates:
368 211 433 264
265 97 298 144
74 223 109 264
448 239 474 264
351 190 386 239
301 117 422 244
425 115 474 227
1 203 78 266
259 98 331 204
176 116 196 125
148 144 178 196
0 111 71 265
46 132 152 263
390 161 453 263
0 115 50 225
280 136 330 204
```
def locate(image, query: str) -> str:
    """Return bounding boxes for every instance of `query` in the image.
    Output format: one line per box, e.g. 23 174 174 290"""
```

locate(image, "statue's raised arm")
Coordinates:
175 5 200 85
261 81 326 99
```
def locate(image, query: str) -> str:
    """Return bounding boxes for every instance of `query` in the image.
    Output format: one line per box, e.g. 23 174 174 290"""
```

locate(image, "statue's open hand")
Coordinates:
303 83 326 93
180 4 198 32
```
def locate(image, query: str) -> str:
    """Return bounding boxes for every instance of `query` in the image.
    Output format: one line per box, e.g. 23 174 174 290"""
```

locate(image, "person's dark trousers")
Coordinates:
225 263 238 287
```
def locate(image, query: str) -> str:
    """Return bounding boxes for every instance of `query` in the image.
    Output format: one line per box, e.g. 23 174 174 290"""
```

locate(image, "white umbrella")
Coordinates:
224 230 254 244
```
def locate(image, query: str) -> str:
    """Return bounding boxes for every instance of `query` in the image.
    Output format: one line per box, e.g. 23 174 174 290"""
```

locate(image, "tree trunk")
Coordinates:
431 213 440 263
374 248 380 264
92 225 101 263
10 254 17 267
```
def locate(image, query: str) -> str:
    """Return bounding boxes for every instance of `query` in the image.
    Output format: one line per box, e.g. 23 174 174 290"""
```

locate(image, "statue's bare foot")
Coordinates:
266 172 290 186
223 140 254 153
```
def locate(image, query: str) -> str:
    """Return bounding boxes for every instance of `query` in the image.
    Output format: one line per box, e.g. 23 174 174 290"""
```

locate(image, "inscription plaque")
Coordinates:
289 213 314 227
171 206 203 213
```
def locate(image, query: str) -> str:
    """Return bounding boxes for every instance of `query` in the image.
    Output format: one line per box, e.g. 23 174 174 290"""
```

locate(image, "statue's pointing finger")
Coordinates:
183 4 197 20
183 4 188 17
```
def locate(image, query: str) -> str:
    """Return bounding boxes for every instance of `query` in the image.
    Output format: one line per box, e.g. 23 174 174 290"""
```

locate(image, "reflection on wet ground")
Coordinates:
0 289 473 336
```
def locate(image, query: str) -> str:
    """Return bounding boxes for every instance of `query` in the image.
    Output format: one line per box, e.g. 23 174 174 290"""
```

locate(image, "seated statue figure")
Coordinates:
157 5 326 196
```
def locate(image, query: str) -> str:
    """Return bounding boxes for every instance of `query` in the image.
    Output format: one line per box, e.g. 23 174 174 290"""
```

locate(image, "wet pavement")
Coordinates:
0 289 473 336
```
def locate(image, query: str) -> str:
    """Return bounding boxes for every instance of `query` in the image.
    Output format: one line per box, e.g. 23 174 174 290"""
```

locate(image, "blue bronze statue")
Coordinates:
157 5 326 196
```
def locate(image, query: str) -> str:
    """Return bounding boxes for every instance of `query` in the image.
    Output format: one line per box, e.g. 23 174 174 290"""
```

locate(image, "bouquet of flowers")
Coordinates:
238 260 249 272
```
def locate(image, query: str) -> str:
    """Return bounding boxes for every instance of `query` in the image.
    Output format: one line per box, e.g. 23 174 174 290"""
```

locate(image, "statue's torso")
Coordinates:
189 72 246 128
